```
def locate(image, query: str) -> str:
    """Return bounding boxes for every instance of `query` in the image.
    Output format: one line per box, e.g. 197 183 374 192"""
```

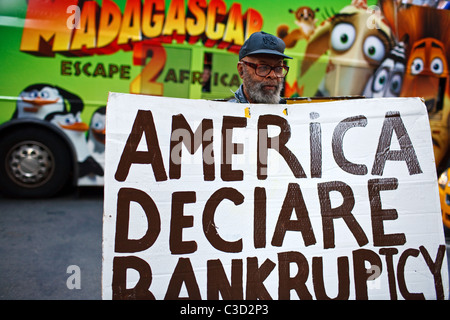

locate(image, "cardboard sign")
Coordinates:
102 93 448 300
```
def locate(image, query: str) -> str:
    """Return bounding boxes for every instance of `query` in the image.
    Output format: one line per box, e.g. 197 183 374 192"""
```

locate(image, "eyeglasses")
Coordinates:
240 60 289 78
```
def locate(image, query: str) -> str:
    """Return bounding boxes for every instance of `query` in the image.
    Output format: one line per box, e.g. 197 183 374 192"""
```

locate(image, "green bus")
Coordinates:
1 0 449 198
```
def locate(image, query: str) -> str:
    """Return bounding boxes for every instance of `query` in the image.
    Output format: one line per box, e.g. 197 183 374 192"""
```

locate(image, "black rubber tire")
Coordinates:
0 127 73 198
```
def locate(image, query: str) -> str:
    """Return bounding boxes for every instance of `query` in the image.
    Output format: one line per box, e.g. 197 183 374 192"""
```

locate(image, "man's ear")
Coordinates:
237 62 244 78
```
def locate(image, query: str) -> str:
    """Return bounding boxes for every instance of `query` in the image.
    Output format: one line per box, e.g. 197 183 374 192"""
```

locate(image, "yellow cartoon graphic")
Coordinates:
380 0 450 168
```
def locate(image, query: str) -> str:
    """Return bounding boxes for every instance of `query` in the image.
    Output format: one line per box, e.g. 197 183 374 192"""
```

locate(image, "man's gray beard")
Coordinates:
242 71 283 104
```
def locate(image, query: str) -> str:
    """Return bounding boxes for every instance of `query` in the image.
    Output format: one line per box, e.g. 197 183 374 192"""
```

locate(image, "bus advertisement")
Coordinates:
0 0 449 209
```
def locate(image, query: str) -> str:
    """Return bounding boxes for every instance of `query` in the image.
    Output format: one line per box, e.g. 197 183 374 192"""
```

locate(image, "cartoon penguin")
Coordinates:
363 38 408 98
45 111 103 178
87 106 106 155
13 84 82 120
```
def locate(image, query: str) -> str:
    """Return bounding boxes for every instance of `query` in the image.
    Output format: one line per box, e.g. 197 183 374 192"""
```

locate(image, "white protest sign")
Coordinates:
102 93 448 300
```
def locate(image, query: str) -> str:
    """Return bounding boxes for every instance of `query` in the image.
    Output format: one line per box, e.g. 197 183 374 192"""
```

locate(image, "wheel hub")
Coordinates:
6 141 54 187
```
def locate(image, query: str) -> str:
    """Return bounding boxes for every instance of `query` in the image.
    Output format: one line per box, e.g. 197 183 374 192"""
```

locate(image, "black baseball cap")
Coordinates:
239 31 292 60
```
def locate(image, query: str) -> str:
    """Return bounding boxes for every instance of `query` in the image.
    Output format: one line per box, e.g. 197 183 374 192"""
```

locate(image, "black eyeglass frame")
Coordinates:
240 60 289 78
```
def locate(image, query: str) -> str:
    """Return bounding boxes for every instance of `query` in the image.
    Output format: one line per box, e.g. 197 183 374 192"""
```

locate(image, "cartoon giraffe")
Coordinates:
300 0 393 97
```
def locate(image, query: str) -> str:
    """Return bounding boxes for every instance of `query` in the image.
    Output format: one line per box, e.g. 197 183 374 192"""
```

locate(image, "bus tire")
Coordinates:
0 127 73 198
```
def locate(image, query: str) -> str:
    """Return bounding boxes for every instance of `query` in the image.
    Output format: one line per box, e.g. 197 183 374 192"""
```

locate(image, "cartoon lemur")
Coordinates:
277 7 320 48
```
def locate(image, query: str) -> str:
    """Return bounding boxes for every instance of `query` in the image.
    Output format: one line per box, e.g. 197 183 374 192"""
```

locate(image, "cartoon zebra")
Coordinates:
363 38 408 98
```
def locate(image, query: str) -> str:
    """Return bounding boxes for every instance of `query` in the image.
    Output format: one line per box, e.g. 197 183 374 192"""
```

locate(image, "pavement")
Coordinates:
0 188 103 300
0 187 449 300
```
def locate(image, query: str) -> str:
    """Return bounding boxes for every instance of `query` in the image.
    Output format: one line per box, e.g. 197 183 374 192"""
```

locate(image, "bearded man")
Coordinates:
229 31 291 104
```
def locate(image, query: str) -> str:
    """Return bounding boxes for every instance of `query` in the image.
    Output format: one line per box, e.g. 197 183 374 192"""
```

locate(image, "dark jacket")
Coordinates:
228 84 286 104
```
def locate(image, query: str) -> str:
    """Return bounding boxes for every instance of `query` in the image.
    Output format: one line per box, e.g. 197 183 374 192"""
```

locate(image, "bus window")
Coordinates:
159 46 193 98
202 53 212 93
203 52 241 100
